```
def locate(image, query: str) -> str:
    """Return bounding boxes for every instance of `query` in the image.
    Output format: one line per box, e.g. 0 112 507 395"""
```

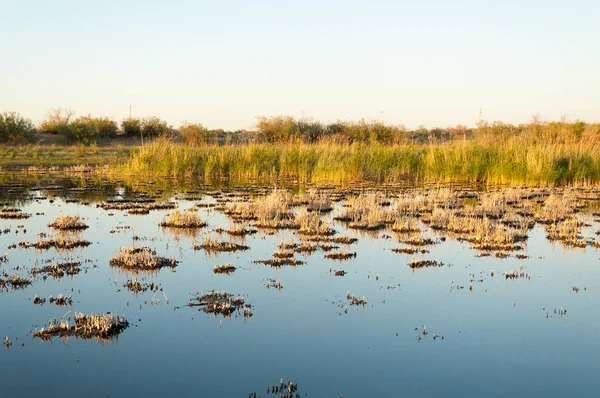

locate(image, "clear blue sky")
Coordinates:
1 0 599 130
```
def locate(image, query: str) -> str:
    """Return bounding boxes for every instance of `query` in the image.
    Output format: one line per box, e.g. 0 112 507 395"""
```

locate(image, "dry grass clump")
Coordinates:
534 192 577 224
123 278 159 294
159 210 206 228
29 234 91 250
273 250 294 259
228 189 298 229
0 273 32 290
188 291 252 318
109 246 177 270
392 247 430 255
346 291 366 305
194 237 249 252
545 217 588 247
213 263 236 274
296 190 333 212
426 209 525 251
331 236 358 245
0 208 30 219
253 257 305 267
294 242 319 254
216 224 257 236
48 215 88 230
391 215 421 233
278 241 298 250
399 235 437 246
409 259 446 269
99 201 176 212
324 251 356 260
338 193 389 230
32 312 129 341
46 294 72 306
128 208 150 215
297 210 335 236
31 261 81 279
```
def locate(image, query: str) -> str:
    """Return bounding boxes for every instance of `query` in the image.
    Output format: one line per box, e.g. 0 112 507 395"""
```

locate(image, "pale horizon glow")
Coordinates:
1 0 599 130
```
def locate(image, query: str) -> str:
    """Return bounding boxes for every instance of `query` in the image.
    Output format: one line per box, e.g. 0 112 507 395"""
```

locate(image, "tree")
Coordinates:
39 107 75 135
180 122 213 145
121 118 141 137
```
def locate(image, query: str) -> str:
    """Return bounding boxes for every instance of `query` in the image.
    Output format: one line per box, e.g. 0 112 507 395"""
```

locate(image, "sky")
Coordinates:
1 0 599 130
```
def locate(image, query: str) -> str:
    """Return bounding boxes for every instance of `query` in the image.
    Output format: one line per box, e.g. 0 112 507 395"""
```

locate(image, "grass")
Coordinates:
0 144 130 169
122 124 600 185
1 121 598 186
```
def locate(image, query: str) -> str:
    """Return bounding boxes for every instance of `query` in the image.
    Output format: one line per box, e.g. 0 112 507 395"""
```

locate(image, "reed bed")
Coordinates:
123 125 600 185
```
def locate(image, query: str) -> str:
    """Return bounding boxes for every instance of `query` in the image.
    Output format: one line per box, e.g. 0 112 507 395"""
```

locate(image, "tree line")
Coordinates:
0 108 597 146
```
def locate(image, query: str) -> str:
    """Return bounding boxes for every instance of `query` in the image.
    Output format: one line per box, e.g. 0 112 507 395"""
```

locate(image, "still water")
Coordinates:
0 180 599 397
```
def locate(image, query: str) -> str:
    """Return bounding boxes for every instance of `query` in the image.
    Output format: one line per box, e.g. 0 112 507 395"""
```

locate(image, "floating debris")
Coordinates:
0 208 30 219
31 261 81 279
0 273 32 290
324 251 356 260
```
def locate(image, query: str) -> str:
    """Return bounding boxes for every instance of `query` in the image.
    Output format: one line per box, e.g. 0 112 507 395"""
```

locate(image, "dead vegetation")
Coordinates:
187 291 252 318
213 263 236 274
32 312 129 342
109 246 177 271
194 237 249 252
159 210 206 228
48 214 88 230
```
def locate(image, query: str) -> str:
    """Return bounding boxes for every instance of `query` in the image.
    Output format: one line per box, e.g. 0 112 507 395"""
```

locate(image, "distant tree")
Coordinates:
121 118 141 137
39 107 75 135
140 117 172 139
256 116 298 142
179 122 212 145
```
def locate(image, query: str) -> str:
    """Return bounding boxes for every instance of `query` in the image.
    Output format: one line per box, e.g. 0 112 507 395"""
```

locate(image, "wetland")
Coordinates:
0 174 599 397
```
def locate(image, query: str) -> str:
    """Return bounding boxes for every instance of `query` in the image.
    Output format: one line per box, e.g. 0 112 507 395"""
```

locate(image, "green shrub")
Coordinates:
122 117 172 139
121 118 141 137
0 112 37 144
